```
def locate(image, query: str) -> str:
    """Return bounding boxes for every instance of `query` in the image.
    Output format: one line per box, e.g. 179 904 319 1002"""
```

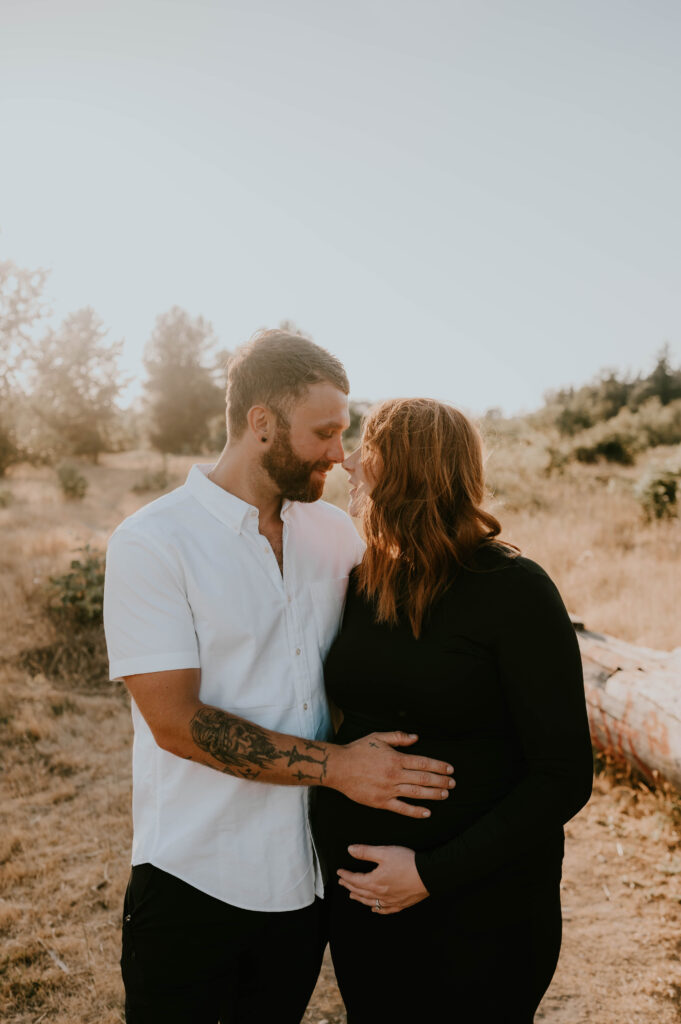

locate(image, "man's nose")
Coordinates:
329 436 346 464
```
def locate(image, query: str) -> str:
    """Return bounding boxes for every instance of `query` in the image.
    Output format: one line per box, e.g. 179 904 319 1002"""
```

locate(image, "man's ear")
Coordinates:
246 405 275 444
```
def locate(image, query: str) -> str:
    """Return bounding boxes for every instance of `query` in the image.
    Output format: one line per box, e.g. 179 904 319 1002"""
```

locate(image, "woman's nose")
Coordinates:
342 448 359 473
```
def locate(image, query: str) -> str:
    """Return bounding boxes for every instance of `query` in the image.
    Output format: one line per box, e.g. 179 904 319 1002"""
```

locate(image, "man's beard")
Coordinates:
261 426 331 503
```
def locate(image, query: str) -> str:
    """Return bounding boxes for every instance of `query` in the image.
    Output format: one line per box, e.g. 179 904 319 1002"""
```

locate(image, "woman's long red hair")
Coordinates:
356 398 505 638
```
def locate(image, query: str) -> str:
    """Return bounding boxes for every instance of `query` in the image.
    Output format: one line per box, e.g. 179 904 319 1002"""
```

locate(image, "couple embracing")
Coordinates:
103 329 593 1024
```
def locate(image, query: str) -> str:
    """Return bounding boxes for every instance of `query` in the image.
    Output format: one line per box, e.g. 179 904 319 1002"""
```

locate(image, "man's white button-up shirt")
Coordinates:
103 464 365 911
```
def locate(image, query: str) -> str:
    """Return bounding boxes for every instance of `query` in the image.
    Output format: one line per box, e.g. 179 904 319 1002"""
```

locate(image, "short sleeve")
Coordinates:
103 526 200 680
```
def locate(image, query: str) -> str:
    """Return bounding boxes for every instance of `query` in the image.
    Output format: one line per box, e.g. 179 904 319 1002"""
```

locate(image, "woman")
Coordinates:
312 398 593 1024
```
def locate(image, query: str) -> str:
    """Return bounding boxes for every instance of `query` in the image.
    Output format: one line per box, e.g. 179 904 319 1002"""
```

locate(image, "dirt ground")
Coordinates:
3 663 681 1023
2 455 681 1022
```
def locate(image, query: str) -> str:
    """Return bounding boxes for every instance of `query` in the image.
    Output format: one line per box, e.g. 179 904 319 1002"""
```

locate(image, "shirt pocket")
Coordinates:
309 576 349 660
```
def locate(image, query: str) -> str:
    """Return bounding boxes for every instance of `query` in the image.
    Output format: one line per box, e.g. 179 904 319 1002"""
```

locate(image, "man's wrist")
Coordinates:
317 741 344 791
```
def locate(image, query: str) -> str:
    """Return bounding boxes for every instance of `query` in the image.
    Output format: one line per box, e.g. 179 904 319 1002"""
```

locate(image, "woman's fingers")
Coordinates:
347 892 403 914
337 866 385 899
340 881 379 900
337 867 385 890
346 844 387 863
348 891 391 907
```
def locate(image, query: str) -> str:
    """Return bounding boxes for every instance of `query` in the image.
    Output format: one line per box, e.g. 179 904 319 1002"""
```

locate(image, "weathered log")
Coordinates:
572 616 681 790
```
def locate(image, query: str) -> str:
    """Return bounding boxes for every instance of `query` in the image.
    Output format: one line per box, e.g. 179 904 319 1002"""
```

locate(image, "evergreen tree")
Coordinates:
30 308 126 462
630 344 681 408
143 307 225 455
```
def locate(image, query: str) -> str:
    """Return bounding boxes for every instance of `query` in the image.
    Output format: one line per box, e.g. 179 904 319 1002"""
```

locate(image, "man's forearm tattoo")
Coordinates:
285 739 329 782
189 707 329 782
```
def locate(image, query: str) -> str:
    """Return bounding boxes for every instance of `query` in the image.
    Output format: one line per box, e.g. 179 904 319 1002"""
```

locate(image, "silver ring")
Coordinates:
375 898 382 910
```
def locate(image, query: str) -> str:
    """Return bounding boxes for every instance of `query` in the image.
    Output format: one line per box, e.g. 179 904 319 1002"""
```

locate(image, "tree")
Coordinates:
0 260 49 474
143 307 225 455
0 260 49 388
630 344 681 409
29 308 126 462
594 369 635 420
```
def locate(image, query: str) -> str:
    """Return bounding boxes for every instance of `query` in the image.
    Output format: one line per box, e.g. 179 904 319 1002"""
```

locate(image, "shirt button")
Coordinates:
303 703 308 710
295 648 301 656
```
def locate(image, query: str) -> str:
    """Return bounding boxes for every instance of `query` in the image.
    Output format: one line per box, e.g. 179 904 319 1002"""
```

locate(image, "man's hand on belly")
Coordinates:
324 732 455 819
125 671 454 809
337 845 430 914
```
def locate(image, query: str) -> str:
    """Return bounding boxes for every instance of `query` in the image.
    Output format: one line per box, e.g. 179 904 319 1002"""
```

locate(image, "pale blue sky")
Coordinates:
1 0 679 413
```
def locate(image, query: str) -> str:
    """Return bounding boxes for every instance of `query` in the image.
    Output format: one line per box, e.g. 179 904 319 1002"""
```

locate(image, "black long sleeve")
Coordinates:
414 562 593 896
313 547 593 907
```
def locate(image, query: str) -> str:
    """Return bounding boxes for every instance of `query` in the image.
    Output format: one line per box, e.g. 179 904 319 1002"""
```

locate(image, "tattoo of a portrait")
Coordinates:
189 708 328 782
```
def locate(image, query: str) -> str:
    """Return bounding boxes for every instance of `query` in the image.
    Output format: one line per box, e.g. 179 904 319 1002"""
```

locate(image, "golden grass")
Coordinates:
0 445 679 1022
1 666 132 1023
326 440 681 650
495 467 681 649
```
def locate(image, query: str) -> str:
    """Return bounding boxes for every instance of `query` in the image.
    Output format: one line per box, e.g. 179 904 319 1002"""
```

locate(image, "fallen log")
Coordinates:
571 616 681 790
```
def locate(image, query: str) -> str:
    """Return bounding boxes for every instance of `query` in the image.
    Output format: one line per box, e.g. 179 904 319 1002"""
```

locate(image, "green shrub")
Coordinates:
545 347 681 437
18 626 110 687
543 446 570 476
635 470 679 521
573 444 598 464
551 384 681 460
574 433 636 465
48 545 105 625
569 408 641 465
132 468 171 493
57 463 88 500
0 488 13 508
20 546 110 688
634 397 681 448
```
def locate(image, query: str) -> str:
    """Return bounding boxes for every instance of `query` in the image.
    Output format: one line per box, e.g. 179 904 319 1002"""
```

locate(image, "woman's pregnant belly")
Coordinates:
312 718 521 876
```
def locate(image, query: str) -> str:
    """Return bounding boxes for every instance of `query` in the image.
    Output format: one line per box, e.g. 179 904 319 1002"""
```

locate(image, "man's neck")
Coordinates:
207 446 284 528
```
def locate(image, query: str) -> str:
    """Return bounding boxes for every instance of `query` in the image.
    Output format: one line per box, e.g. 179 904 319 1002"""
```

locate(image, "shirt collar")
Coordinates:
186 464 293 532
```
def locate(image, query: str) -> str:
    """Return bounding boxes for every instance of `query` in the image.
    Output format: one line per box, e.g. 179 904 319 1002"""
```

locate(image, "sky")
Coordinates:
1 0 680 414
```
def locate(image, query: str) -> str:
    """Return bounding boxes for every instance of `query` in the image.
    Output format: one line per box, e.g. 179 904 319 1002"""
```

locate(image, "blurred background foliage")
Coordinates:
1 253 680 521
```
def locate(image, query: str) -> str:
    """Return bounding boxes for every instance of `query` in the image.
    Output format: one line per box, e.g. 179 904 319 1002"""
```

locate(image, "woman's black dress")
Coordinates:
312 547 593 1024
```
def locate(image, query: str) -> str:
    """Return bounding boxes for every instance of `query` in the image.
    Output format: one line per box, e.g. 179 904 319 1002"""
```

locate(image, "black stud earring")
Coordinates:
261 436 267 443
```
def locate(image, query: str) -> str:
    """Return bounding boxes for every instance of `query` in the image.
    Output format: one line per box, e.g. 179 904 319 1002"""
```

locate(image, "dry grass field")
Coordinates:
1 439 680 1023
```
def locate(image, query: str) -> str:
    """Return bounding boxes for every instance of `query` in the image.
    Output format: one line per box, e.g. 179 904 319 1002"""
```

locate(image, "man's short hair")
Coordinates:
226 329 350 439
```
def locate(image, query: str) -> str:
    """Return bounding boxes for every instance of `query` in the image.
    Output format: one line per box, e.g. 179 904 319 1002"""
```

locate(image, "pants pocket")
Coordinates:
121 863 157 1000
125 863 156 917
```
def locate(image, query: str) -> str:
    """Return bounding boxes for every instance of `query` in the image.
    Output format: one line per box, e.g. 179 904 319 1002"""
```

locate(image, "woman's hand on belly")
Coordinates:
337 845 430 915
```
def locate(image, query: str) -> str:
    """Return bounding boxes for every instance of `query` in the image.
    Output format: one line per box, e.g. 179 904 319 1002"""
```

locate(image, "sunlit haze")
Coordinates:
2 0 679 413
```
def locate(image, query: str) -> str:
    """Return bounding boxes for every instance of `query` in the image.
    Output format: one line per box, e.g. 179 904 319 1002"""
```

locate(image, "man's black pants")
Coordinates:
121 863 327 1024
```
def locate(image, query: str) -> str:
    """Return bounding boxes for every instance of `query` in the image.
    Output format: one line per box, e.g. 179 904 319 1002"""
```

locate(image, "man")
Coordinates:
103 329 455 1024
